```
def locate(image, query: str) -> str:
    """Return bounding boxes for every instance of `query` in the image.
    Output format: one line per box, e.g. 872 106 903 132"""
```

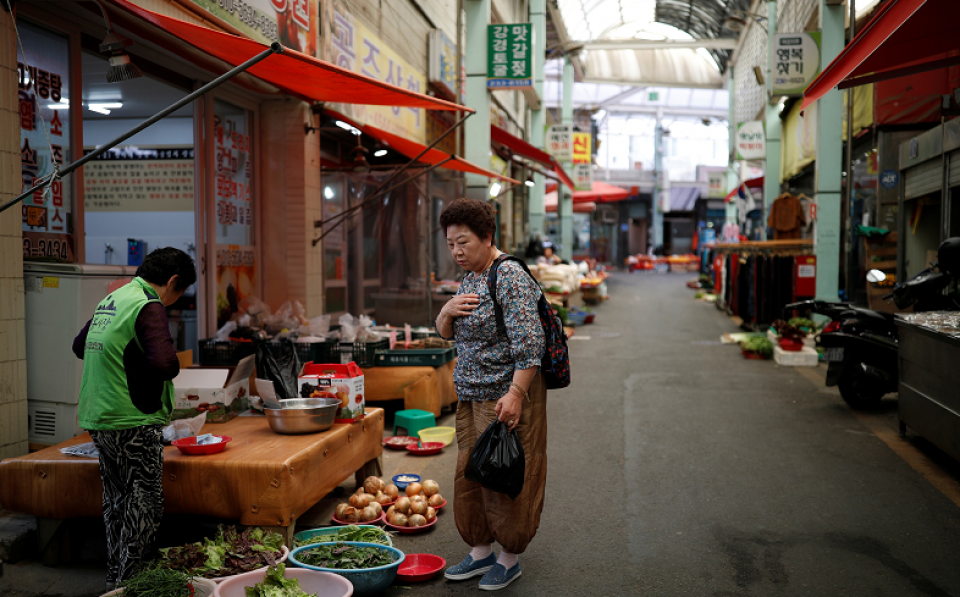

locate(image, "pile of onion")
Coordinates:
385 479 443 527
334 477 399 522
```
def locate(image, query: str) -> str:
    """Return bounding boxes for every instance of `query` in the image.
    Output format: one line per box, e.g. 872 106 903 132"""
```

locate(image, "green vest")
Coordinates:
78 277 174 430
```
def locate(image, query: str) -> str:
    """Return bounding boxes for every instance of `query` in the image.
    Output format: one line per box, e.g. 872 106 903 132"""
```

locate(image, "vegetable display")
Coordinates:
788 317 816 331
333 477 397 523
294 525 391 547
158 526 284 579
740 337 774 358
120 566 194 597
296 542 395 570
384 479 442 528
245 563 313 597
773 319 808 340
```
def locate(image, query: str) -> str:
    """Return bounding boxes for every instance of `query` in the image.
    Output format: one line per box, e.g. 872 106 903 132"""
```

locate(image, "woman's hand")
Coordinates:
441 293 481 320
495 389 523 432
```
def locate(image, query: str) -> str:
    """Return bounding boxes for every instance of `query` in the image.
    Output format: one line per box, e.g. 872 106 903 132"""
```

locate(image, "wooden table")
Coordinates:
362 360 457 416
0 409 385 551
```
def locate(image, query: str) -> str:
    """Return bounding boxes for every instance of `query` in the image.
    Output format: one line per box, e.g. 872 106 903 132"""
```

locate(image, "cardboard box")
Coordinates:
172 355 255 423
298 362 365 423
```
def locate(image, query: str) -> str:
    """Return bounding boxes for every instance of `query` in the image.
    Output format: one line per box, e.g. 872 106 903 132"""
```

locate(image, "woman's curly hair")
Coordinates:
439 198 497 242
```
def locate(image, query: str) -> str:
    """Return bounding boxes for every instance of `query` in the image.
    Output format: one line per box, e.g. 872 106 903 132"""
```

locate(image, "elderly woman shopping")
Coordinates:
435 198 547 591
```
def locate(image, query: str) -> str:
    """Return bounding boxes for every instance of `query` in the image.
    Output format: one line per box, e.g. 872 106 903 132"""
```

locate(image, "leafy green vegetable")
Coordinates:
788 317 816 331
158 525 284 579
297 542 395 570
245 564 315 597
120 565 194 597
294 525 391 547
740 337 774 357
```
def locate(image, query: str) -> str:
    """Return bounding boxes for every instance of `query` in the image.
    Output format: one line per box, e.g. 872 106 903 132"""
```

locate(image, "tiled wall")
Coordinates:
0 8 28 460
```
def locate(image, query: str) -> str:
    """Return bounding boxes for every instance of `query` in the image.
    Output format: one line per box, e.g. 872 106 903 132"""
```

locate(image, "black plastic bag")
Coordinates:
465 421 525 500
255 340 302 400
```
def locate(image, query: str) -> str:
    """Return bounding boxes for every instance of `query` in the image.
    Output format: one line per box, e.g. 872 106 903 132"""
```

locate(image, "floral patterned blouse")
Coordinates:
437 256 545 401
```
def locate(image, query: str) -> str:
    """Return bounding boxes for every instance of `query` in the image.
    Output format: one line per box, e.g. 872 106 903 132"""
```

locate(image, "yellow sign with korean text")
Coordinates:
572 132 591 165
324 1 427 143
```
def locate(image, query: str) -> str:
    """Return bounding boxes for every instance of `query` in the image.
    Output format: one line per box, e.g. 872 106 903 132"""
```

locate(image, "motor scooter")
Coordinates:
786 238 960 409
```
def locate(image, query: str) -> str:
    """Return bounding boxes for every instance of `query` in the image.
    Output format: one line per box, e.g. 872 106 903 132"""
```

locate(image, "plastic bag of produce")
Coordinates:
255 340 302 400
465 421 525 499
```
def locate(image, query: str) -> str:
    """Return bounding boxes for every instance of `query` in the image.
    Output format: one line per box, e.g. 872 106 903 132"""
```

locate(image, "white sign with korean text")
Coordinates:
772 32 822 96
573 164 593 191
736 121 766 160
546 124 573 162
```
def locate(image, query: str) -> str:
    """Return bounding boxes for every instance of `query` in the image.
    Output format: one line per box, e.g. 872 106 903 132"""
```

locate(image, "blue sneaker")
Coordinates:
445 553 496 580
479 563 522 591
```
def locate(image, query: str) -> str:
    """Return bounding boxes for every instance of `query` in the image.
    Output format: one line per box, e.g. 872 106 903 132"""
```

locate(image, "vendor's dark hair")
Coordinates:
439 198 497 242
137 247 197 292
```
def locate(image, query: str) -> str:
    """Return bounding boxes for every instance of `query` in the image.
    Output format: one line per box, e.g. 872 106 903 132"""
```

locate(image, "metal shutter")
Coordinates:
904 160 942 199
949 150 960 187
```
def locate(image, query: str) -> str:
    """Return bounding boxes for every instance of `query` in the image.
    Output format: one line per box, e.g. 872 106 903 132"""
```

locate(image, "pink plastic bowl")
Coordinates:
213 567 352 597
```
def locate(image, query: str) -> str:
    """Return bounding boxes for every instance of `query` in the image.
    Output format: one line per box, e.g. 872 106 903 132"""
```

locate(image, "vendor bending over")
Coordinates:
72 247 196 591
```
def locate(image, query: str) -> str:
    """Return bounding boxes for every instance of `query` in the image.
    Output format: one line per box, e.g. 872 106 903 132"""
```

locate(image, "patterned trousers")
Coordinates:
89 425 164 585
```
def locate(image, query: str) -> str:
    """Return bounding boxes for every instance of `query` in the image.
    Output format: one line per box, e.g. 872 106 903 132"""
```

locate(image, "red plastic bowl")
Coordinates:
383 514 438 534
382 436 419 450
405 442 445 455
779 337 804 352
331 510 386 526
428 497 447 512
172 435 232 455
396 553 447 582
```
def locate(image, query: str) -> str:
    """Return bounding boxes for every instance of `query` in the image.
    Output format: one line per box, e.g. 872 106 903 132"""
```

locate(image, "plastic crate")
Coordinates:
293 340 337 365
411 329 439 340
373 348 455 367
198 338 257 366
335 338 389 368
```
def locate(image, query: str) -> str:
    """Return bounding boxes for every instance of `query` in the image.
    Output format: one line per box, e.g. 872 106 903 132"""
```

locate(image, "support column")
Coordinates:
815 0 845 300
559 56 574 261
653 110 664 250
763 0 781 241
726 67 738 226
528 0 546 237
464 0 491 201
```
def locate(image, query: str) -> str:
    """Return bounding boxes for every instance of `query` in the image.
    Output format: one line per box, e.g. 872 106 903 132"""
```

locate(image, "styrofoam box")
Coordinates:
774 346 819 367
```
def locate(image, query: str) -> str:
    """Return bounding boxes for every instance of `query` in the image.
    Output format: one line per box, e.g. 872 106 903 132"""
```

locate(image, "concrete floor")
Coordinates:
3 272 960 596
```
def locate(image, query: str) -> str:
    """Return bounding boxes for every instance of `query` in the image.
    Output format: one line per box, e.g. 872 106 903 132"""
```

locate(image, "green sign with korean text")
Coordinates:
487 23 534 90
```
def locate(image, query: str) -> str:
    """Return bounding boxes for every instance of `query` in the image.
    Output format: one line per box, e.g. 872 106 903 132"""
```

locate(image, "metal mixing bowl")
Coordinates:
264 398 341 434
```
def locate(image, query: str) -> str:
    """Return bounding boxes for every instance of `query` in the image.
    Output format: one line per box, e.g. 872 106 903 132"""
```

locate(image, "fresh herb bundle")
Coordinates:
158 525 284 579
297 542 395 569
120 566 194 597
244 564 315 597
294 525 391 547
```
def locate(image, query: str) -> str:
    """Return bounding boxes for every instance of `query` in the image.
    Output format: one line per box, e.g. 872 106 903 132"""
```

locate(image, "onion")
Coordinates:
363 476 381 495
392 513 408 527
408 514 426 527
386 505 397 520
409 497 427 516
363 493 377 504
349 493 371 508
395 497 411 514
428 493 444 507
376 491 392 505
425 507 436 522
369 501 383 516
335 503 350 519
361 505 379 522
342 506 359 522
384 484 399 499
421 480 440 496
405 482 423 497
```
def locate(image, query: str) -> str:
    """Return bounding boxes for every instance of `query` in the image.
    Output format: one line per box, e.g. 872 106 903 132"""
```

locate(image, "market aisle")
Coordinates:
395 272 960 597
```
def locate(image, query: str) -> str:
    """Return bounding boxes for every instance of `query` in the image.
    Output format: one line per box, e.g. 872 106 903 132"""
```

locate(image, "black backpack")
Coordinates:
488 255 571 390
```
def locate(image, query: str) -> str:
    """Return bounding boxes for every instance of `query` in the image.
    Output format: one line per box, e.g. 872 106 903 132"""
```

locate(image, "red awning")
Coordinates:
359 124 519 184
544 191 596 213
724 176 764 203
545 181 629 203
802 0 960 111
491 126 575 189
108 0 469 112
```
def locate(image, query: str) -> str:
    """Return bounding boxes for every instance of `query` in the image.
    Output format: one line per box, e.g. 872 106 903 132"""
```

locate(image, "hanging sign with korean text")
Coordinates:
487 23 534 90
573 164 593 191
546 124 573 162
187 0 318 56
772 32 821 96
572 132 591 164
736 121 766 160
429 28 458 100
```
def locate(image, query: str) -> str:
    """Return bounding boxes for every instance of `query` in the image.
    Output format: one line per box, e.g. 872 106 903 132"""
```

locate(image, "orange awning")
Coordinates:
491 126 575 189
545 181 630 203
109 0 469 112
802 0 960 111
544 191 596 213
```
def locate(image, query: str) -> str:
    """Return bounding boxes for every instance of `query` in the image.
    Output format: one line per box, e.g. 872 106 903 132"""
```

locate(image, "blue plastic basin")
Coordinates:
290 541 405 596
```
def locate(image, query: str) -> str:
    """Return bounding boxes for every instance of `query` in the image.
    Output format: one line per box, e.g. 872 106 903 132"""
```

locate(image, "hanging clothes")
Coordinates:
767 193 806 239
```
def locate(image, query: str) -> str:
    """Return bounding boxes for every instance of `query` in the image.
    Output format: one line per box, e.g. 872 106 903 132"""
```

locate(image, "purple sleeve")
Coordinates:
72 319 92 359
135 302 181 381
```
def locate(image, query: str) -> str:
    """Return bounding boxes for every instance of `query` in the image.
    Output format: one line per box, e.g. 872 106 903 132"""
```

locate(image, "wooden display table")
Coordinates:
0 409 385 549
362 360 457 416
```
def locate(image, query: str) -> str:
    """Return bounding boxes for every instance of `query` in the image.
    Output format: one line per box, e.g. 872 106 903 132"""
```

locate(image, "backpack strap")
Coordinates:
488 254 535 338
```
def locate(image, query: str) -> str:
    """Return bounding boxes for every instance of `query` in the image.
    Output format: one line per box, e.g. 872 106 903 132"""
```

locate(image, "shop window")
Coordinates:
18 20 73 262
325 286 347 313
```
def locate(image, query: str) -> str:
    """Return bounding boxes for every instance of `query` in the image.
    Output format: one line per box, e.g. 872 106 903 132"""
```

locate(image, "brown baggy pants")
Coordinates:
454 373 547 554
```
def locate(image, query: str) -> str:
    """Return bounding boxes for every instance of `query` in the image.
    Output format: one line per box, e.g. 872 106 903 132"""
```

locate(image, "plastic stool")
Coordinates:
393 409 436 437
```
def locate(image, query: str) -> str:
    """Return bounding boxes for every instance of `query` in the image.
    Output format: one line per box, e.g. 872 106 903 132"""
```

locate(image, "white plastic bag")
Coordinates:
60 442 99 459
215 321 237 342
307 314 331 337
339 313 358 342
162 411 208 443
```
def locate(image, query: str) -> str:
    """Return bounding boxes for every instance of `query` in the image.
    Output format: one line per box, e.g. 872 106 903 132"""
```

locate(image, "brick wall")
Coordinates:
0 8 28 460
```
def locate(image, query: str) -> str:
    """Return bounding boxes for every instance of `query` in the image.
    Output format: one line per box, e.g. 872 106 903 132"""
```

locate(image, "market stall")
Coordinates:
0 410 386 549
